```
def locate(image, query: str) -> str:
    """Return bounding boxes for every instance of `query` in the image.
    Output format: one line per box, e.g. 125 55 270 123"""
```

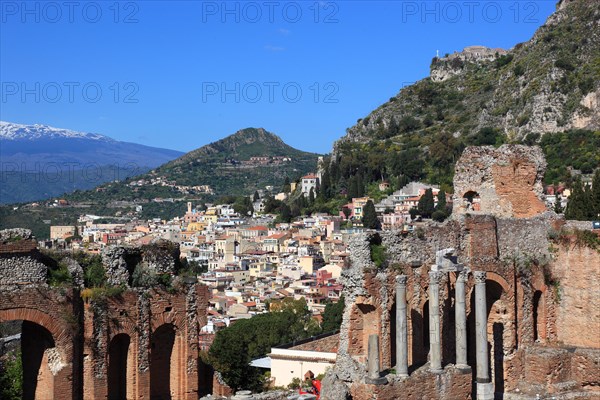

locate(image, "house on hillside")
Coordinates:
301 174 320 197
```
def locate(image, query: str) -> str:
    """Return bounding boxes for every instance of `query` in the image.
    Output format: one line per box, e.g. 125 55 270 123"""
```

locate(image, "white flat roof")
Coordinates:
250 356 271 369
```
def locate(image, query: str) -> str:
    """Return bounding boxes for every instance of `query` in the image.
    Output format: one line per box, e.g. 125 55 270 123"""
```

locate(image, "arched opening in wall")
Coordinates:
0 320 57 400
463 191 481 212
357 304 378 360
108 333 131 400
151 323 176 400
532 290 546 342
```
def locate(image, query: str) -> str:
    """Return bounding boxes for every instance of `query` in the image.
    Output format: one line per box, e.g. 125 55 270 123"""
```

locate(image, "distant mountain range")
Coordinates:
0 127 321 238
0 122 184 204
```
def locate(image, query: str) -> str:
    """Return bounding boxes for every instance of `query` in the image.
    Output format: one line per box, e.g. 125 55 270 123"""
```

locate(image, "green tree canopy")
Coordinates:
209 300 320 391
321 296 345 333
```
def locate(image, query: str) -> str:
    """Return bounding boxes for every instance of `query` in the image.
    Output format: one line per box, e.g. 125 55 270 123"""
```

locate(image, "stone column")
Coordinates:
475 271 494 400
366 334 387 385
455 270 469 370
395 275 408 377
428 271 443 373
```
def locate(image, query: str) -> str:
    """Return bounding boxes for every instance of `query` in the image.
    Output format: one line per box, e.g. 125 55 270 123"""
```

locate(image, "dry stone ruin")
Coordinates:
322 145 600 400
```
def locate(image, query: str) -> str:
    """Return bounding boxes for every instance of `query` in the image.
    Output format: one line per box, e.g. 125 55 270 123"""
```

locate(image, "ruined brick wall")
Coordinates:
453 145 547 218
0 286 82 400
350 366 471 400
550 242 600 348
83 283 210 400
323 214 599 400
0 230 210 400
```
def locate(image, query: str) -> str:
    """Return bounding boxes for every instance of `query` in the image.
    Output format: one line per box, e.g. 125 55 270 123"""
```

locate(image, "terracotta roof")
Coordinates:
249 226 268 231
266 233 287 239
290 333 340 353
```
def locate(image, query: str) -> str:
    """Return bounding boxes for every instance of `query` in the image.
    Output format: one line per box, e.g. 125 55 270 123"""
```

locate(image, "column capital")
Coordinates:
428 271 443 284
474 271 487 284
457 269 469 283
396 275 408 285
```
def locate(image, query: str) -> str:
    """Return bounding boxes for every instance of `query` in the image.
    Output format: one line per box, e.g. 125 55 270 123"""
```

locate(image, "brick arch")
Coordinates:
485 272 510 295
151 311 186 332
0 307 70 345
0 307 73 400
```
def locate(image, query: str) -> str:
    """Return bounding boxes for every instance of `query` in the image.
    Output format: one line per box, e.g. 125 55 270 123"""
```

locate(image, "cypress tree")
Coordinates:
319 167 331 201
283 177 291 193
584 184 594 219
347 177 358 200
435 189 447 212
592 169 600 219
418 188 435 218
554 199 563 214
280 203 292 223
565 178 590 221
362 200 380 230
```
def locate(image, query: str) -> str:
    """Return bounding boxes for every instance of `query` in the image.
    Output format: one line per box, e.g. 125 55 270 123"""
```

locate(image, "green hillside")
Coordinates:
331 0 599 190
0 128 321 238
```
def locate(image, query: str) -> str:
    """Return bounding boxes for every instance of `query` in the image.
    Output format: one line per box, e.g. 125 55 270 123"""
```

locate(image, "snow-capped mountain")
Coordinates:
0 121 184 204
0 121 113 142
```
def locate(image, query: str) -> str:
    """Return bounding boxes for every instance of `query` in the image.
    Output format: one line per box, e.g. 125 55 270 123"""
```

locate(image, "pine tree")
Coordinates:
253 191 260 202
418 188 435 218
308 188 315 205
362 200 380 230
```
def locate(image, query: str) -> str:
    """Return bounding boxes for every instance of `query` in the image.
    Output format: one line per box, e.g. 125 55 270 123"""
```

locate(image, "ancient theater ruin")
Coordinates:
0 232 209 400
321 145 600 400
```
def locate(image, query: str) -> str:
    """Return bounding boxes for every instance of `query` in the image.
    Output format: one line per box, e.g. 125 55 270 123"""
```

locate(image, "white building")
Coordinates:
301 174 319 197
267 333 339 387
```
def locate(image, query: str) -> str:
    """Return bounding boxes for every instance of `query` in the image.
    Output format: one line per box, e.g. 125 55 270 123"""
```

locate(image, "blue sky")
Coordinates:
1 1 556 154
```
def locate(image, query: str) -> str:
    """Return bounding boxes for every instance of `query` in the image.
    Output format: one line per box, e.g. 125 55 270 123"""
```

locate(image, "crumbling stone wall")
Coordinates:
453 145 547 218
101 240 180 287
0 228 48 289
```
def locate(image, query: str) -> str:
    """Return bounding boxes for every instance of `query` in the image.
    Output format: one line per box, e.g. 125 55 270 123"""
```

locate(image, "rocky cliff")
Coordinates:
334 0 600 149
